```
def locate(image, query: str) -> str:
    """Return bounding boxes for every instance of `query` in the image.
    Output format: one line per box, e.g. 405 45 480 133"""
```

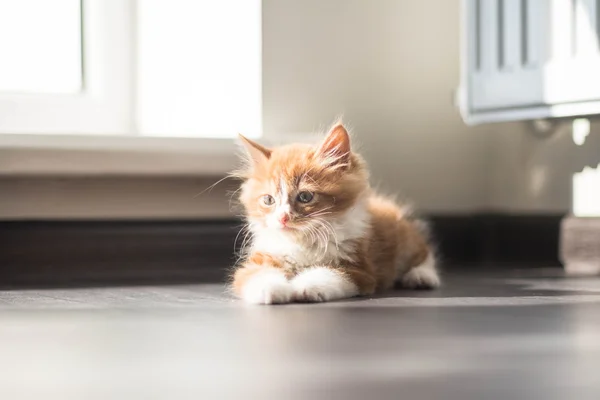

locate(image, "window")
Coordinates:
0 0 82 94
0 0 132 134
137 0 262 139
459 0 600 124
0 0 261 139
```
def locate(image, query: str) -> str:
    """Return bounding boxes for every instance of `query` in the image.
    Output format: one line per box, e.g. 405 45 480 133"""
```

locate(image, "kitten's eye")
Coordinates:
296 191 314 203
261 194 275 206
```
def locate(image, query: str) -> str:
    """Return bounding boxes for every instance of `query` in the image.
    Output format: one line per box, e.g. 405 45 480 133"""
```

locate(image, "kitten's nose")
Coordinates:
279 214 290 226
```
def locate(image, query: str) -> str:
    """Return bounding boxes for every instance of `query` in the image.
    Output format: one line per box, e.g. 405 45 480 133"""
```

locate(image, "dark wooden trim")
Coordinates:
428 214 564 267
0 214 564 287
0 220 240 287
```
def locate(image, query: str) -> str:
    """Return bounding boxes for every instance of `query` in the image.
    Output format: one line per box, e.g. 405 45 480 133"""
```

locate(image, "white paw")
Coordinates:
292 267 358 303
242 270 294 304
401 267 440 289
400 255 440 289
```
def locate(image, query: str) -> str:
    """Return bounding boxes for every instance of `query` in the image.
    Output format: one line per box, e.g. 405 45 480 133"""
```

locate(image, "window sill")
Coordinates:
0 134 239 176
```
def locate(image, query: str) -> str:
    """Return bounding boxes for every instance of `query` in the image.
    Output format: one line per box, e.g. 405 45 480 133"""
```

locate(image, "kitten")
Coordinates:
231 122 440 304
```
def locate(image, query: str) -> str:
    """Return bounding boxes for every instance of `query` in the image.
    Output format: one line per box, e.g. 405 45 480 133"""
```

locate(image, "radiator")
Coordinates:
460 0 600 123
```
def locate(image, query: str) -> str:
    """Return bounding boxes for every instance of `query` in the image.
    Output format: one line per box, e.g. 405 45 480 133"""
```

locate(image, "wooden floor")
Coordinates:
2 267 600 399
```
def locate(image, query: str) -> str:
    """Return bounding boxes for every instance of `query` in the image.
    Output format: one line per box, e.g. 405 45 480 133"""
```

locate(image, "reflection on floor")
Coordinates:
1 267 600 400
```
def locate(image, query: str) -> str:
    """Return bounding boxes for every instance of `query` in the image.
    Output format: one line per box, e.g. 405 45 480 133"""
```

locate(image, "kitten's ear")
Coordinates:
238 134 272 166
315 123 351 168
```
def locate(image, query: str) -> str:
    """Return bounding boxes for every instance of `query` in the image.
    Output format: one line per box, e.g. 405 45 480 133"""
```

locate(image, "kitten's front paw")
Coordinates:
292 267 358 303
293 285 329 303
242 271 294 305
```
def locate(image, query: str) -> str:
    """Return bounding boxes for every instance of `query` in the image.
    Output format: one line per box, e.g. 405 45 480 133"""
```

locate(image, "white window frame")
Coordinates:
0 0 261 176
0 0 134 135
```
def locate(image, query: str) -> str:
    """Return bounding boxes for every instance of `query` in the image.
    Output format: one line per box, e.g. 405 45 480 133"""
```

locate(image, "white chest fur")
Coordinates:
251 201 370 267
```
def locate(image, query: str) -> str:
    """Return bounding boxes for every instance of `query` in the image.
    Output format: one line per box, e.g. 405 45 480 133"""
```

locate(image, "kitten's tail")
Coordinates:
396 206 441 289
403 206 433 241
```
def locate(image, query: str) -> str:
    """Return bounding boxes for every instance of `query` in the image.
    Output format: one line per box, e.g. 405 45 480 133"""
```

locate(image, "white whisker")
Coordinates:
194 176 231 198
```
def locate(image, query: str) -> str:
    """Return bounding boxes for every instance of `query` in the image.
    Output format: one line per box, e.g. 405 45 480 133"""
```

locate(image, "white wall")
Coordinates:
487 120 600 213
263 0 597 216
262 0 491 213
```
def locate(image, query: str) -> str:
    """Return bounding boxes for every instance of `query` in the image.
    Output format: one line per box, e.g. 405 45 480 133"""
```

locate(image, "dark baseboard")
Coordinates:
0 214 564 287
428 214 564 267
0 220 240 288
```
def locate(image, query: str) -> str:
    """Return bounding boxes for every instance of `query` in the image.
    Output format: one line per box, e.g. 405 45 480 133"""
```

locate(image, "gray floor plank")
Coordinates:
1 267 600 399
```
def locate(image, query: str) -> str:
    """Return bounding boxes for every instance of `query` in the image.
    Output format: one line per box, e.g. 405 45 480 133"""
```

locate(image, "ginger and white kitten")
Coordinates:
232 123 440 304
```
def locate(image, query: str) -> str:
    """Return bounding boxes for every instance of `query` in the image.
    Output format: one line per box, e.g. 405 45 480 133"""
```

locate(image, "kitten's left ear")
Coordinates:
238 134 272 166
315 123 351 168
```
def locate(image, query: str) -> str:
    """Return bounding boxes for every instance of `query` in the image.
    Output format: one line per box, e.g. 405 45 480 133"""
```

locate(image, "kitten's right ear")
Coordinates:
238 134 272 166
315 123 351 168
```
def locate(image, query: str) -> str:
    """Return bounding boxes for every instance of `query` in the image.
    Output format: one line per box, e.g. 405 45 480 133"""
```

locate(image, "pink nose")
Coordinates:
279 214 290 225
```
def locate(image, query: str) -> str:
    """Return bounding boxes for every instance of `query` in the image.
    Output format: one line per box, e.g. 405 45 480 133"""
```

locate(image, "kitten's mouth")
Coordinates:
264 220 300 232
278 223 302 232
